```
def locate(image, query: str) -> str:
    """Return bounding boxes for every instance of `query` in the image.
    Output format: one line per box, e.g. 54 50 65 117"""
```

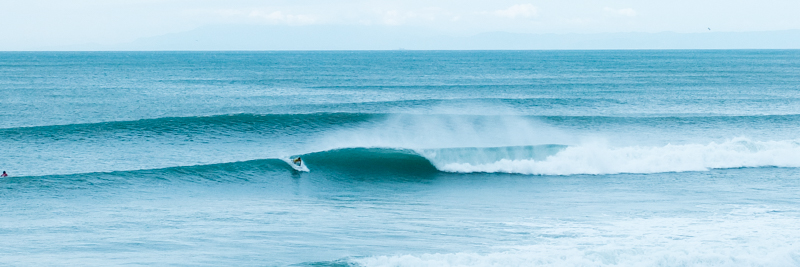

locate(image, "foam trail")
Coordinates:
437 137 800 175
352 206 800 267
353 244 800 267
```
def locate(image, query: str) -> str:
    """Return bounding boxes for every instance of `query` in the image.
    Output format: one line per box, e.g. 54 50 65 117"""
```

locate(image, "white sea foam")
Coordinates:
434 137 800 175
354 245 800 267
352 206 800 267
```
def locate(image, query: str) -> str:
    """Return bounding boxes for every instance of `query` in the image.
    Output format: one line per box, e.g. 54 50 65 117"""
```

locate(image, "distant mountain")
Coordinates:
53 25 800 50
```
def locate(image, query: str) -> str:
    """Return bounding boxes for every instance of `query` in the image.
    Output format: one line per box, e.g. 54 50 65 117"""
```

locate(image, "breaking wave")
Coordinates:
8 138 800 182
305 137 800 176
434 138 800 175
303 138 800 176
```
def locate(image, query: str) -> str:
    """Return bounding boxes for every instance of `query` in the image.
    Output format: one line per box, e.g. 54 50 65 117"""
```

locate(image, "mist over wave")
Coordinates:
306 113 800 175
314 113 572 151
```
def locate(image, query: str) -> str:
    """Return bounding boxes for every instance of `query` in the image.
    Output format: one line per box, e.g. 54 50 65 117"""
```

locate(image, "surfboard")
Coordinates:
283 158 309 172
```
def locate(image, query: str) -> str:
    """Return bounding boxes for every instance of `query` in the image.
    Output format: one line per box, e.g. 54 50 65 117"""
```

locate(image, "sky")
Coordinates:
2 0 800 50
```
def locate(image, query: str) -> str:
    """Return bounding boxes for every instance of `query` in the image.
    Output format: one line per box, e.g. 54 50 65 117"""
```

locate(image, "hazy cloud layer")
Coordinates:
2 0 800 50
603 7 637 17
493 4 539 19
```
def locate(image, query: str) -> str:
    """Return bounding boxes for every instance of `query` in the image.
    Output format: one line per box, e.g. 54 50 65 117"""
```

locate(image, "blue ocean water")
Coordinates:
2 50 800 266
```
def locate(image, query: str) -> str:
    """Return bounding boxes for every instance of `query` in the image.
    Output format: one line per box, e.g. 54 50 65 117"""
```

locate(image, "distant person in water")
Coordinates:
292 157 302 166
1 171 7 177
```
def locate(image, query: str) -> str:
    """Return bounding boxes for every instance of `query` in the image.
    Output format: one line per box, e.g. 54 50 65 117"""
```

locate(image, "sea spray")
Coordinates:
314 113 572 151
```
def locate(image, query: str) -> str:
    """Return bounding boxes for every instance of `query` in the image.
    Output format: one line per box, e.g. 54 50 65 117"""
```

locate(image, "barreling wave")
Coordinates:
7 138 800 183
298 138 800 176
2 145 563 182
300 137 800 176
299 147 438 176
297 138 800 176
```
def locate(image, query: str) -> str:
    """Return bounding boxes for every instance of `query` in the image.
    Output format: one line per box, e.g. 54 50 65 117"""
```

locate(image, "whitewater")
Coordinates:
2 50 800 266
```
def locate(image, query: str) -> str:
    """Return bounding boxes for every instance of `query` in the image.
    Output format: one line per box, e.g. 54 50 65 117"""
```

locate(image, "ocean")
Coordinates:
2 50 800 266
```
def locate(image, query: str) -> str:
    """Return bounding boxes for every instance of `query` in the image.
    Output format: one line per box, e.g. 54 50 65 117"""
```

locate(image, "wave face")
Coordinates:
302 148 438 176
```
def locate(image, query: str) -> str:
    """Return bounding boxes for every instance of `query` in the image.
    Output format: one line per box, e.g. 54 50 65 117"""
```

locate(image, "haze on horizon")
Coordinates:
2 0 800 50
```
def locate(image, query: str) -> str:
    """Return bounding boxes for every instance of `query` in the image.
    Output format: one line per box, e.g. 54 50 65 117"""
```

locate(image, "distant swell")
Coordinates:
0 113 380 140
5 113 800 140
301 148 439 175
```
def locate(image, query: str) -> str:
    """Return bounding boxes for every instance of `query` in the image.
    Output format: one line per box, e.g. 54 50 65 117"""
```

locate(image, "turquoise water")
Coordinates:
2 51 800 266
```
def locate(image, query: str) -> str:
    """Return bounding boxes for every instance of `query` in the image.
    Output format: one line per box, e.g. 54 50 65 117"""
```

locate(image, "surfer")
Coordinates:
292 157 302 166
1 171 7 177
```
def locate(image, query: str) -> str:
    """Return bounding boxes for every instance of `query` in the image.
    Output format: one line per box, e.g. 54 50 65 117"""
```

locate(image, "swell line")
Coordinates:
0 113 380 140
4 112 800 136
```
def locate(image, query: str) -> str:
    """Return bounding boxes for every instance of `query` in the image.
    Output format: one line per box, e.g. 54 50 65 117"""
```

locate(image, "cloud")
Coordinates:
195 8 318 25
378 7 451 26
493 4 539 19
382 10 406 25
248 10 317 25
603 7 637 17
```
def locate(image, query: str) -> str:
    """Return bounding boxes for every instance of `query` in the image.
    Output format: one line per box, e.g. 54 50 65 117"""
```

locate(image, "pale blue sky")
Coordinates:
2 0 800 50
